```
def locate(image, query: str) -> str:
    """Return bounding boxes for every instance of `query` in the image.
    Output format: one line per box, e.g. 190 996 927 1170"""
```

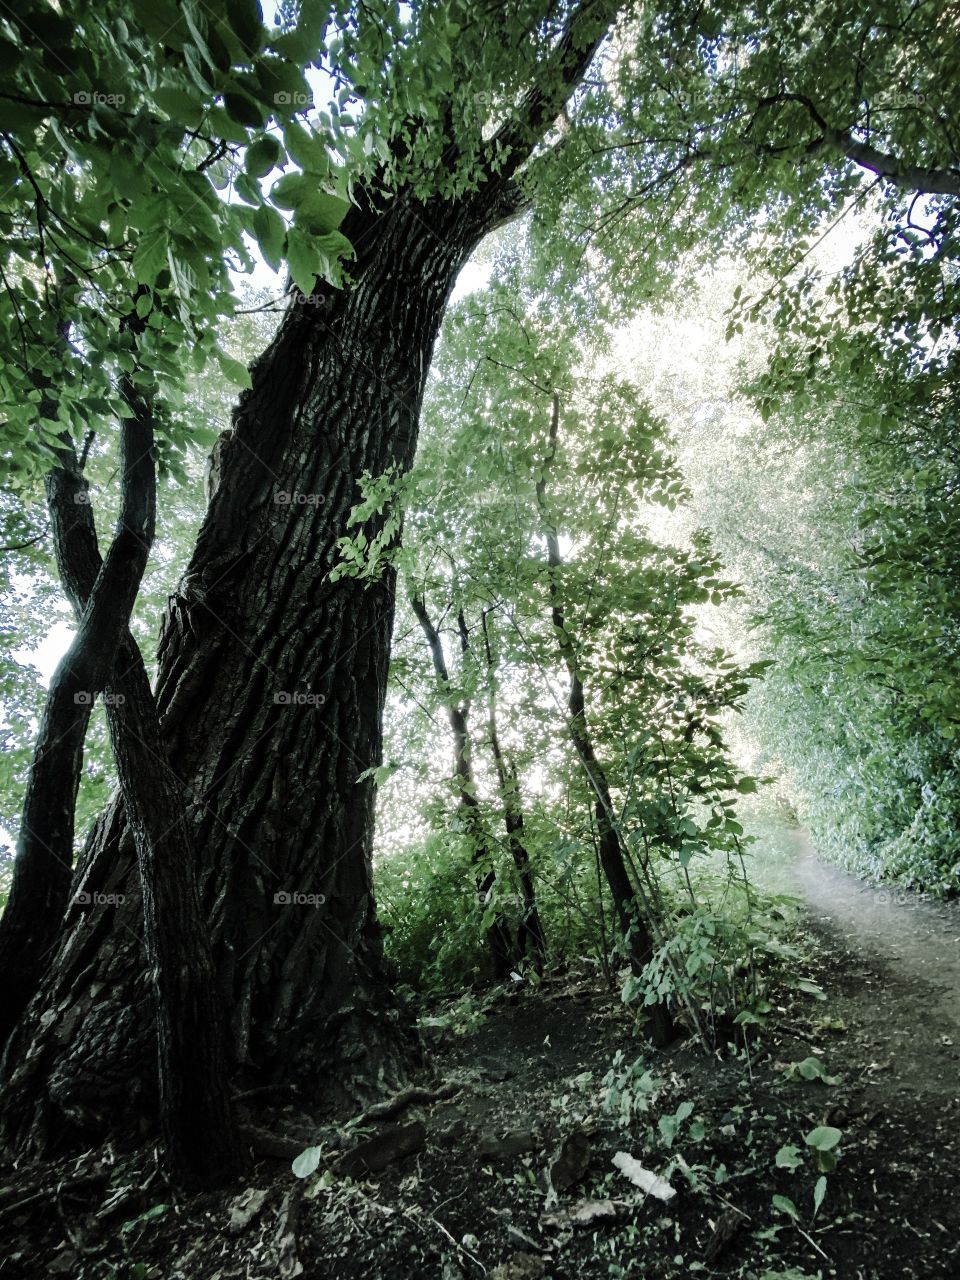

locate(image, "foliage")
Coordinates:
369 257 773 1030
613 231 960 895
0 0 350 487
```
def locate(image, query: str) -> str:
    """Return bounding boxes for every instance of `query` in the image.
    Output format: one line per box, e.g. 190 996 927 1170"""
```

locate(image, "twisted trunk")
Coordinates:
0 400 155 1048
1 410 244 1185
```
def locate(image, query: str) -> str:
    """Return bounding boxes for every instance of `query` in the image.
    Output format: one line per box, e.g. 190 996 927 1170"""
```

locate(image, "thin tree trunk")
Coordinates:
0 396 155 1048
0 402 245 1185
53 438 245 1188
480 609 546 969
536 393 674 1046
410 596 514 979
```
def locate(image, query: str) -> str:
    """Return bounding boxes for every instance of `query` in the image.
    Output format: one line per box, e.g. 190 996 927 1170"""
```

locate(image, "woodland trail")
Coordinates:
789 829 960 1100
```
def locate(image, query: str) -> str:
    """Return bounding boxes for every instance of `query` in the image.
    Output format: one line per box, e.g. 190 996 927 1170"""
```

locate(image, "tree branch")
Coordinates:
485 0 622 183
753 92 960 197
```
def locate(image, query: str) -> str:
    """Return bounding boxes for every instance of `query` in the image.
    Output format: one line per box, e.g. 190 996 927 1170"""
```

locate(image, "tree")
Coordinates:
410 593 516 978
375 266 766 1036
479 607 548 970
535 390 674 1045
0 0 337 1184
0 0 625 1159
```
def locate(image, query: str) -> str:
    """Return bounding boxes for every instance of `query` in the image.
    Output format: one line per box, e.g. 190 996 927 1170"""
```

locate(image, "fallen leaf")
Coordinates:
227 1187 270 1235
542 1199 621 1230
611 1152 676 1202
704 1208 747 1263
489 1251 546 1279
548 1130 591 1193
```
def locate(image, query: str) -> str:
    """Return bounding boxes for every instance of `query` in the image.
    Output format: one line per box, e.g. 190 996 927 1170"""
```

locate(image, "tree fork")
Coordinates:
0 398 156 1048
1 416 245 1187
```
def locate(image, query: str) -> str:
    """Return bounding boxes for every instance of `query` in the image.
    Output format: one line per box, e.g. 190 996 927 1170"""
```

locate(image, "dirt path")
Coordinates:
790 829 960 1099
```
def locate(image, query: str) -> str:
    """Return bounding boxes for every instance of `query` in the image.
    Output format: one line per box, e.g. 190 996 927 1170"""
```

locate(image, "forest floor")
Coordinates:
2 827 959 1280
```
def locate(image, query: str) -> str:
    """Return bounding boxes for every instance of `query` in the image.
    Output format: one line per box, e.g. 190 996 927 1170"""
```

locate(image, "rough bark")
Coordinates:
0 415 245 1185
410 596 514 979
0 0 621 1152
1 188 511 1151
536 394 674 1046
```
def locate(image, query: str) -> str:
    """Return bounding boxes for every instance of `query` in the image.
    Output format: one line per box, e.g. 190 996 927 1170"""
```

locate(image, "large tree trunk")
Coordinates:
0 186 522 1153
0 0 618 1155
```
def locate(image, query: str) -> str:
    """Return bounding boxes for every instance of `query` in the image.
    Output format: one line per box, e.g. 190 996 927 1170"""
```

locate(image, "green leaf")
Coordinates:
132 233 169 285
775 1144 803 1169
224 91 266 129
226 0 264 52
813 1174 827 1216
804 1125 842 1152
772 1194 799 1220
253 203 285 271
294 192 350 237
313 229 354 285
270 171 309 209
796 979 827 1001
131 0 184 41
783 1056 840 1085
152 86 204 128
291 1146 322 1179
245 134 282 178
283 120 329 172
285 226 320 296
217 352 252 389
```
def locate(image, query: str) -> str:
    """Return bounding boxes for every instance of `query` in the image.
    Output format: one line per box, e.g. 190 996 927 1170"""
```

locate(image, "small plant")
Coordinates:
772 1124 844 1221
781 1056 839 1085
658 1100 694 1148
601 1051 660 1128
